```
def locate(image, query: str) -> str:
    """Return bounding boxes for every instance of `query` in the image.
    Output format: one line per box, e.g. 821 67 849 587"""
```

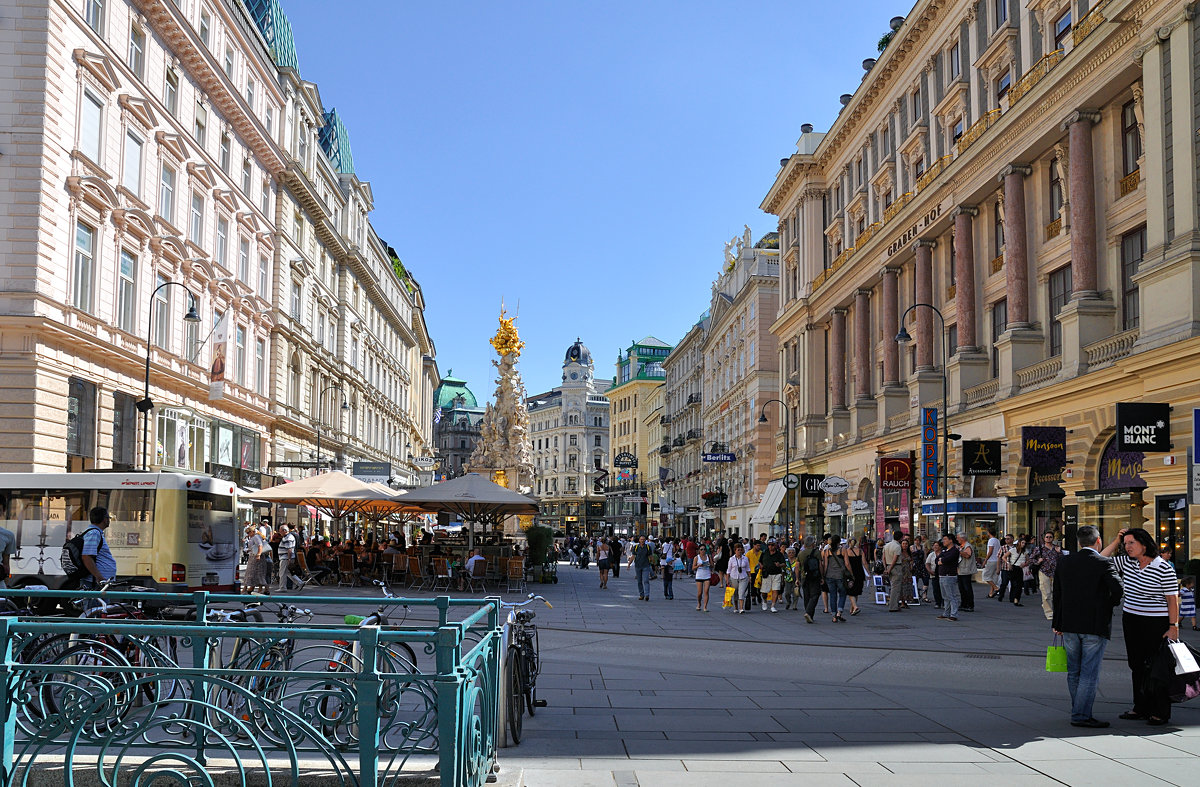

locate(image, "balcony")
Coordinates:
686 393 702 407
1119 169 1141 197
963 379 999 407
686 428 701 441
673 436 685 447
1045 217 1062 241
882 192 913 223
956 109 1000 156
659 414 673 426
915 155 952 194
1016 357 1062 391
991 254 1004 274
1084 328 1138 369
1009 50 1064 107
1073 1 1108 47
659 442 671 455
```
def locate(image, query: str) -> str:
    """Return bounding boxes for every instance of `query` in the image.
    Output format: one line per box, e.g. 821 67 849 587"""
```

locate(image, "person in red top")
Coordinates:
683 538 698 576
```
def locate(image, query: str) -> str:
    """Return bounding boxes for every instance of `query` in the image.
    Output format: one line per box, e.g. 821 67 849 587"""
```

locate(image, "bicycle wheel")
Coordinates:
505 647 524 745
521 647 537 717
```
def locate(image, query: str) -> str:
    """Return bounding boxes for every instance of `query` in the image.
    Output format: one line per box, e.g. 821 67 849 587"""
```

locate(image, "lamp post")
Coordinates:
895 303 959 537
314 385 349 473
758 398 791 539
139 282 200 471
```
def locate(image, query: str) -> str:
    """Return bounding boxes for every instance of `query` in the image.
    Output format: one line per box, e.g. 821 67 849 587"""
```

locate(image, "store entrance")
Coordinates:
1154 494 1189 569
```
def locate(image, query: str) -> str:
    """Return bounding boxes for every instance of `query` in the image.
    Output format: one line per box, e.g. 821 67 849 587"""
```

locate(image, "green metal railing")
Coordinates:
0 589 502 787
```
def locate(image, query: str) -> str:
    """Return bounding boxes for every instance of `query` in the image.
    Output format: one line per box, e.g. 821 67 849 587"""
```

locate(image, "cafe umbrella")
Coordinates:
245 471 416 536
395 473 539 549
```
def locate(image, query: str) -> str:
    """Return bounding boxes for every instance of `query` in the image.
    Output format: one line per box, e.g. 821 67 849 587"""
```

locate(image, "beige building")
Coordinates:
605 337 672 534
662 313 709 536
699 232 781 537
0 0 436 502
761 0 1200 563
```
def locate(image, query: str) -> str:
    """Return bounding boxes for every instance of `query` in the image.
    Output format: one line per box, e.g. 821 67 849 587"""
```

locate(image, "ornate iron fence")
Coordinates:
0 590 502 787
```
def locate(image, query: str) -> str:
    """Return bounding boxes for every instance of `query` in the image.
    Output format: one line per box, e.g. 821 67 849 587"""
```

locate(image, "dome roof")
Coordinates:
434 370 478 410
564 338 592 367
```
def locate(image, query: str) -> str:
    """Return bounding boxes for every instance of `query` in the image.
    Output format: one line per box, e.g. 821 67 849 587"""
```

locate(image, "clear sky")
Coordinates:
282 0 905 399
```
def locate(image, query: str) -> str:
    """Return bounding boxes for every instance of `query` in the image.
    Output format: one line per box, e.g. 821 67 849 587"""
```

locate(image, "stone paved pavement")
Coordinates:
484 559 1200 786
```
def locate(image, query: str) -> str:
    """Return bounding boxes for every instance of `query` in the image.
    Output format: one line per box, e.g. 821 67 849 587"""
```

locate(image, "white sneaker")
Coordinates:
761 602 767 611
771 606 778 613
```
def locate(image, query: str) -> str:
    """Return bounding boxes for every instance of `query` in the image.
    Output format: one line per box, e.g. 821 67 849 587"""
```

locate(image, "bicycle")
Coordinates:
504 594 551 745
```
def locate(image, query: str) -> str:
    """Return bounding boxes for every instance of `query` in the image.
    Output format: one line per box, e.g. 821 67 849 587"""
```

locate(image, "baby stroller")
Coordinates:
578 547 590 570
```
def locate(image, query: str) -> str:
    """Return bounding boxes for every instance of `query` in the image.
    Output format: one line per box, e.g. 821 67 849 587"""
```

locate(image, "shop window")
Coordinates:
156 407 207 470
111 391 137 470
1048 265 1072 356
67 377 97 460
1121 227 1145 331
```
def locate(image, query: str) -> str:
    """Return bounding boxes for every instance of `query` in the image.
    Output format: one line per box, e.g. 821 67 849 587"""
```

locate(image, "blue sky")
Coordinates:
283 0 905 398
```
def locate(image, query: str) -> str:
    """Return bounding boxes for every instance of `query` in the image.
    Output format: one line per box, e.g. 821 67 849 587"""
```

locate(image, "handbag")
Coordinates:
723 585 736 608
1046 634 1068 673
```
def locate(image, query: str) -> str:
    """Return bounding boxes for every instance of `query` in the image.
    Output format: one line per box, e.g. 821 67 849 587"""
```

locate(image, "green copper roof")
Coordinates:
434 371 478 410
243 0 299 72
319 109 355 175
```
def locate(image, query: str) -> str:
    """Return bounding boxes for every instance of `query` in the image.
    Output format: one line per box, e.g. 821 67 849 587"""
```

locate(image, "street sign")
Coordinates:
783 473 800 490
818 475 849 495
702 452 736 462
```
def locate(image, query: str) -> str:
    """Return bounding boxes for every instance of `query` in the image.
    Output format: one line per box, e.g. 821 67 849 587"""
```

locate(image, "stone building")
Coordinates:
761 0 1199 562
662 313 709 537
432 371 484 481
0 0 436 501
605 337 672 535
527 340 611 537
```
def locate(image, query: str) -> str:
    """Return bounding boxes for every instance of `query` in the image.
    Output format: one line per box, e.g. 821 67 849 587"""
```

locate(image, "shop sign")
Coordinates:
962 440 1002 476
352 461 391 484
1116 402 1171 452
1020 426 1067 468
1098 437 1146 489
1190 449 1200 506
920 408 938 497
613 452 638 468
921 500 1001 515
879 457 914 489
850 500 871 512
825 502 843 515
1193 408 1200 461
818 476 850 495
1029 467 1065 497
799 473 825 498
702 452 736 462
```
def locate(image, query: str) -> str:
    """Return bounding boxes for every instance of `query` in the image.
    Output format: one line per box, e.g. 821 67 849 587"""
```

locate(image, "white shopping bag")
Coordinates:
1169 640 1200 676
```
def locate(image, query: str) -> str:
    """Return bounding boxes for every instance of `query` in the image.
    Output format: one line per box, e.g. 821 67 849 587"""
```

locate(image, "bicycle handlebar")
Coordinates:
502 594 552 610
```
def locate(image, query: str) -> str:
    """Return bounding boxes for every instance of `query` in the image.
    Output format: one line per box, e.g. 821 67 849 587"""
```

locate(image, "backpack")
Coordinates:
804 550 820 576
61 527 100 583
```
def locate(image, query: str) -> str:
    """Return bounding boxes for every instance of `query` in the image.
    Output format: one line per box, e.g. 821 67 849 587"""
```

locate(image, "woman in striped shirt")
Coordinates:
1100 527 1180 725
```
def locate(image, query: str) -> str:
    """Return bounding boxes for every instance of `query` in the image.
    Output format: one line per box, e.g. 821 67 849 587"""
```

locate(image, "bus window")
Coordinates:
4 490 87 576
108 488 155 548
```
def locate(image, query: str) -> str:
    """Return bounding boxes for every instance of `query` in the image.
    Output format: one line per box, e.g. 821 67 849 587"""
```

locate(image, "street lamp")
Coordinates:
705 440 727 536
139 282 200 471
758 398 791 538
895 303 960 537
314 385 349 473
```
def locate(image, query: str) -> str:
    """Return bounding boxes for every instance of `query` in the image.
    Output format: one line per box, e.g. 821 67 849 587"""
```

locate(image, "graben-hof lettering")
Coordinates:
887 204 943 257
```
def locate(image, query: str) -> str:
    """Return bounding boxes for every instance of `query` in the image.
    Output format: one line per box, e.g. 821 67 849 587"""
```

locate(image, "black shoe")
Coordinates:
1070 718 1110 729
1146 717 1170 726
1118 711 1147 721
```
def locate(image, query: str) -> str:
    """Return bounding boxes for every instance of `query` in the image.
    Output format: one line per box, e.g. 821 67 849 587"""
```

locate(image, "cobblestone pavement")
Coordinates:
311 562 1199 785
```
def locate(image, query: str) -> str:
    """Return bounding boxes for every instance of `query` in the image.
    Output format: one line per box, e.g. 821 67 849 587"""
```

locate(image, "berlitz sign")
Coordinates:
886 203 943 258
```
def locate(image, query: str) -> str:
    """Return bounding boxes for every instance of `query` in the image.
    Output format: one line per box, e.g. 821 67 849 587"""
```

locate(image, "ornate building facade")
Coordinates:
662 313 709 537
0 0 436 497
761 0 1199 562
605 337 672 535
432 371 484 481
527 340 610 537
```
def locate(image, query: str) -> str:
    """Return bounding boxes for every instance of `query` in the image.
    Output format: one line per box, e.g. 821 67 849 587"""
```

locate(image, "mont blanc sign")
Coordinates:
1116 402 1171 452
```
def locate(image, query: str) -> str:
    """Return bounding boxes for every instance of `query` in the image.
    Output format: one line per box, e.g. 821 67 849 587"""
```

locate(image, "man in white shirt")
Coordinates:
275 525 297 592
982 527 1002 598
882 530 904 611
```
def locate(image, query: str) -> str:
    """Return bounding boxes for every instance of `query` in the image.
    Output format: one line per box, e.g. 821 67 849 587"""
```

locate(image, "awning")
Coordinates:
750 479 787 525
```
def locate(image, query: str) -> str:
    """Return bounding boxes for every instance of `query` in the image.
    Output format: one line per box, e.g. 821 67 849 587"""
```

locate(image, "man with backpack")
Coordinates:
77 506 116 589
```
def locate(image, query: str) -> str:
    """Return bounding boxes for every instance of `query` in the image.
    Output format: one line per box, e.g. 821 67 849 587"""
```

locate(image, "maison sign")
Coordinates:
886 202 943 258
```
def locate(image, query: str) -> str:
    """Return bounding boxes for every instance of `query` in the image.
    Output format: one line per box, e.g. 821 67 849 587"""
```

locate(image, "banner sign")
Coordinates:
1020 426 1066 468
613 452 638 468
352 461 391 484
702 452 736 463
963 440 1002 476
799 473 824 498
1116 402 1171 452
879 457 914 490
1193 409 1200 463
920 408 938 497
1098 437 1146 489
208 310 231 401
1191 448 1200 506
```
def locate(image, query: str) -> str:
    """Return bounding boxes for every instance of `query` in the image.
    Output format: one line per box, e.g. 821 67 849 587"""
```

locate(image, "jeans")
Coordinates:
1063 632 1109 722
958 573 975 610
662 568 674 598
826 578 847 616
636 566 652 598
939 576 961 618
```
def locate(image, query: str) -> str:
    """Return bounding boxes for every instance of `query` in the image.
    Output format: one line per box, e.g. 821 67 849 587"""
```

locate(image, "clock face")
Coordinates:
570 372 578 380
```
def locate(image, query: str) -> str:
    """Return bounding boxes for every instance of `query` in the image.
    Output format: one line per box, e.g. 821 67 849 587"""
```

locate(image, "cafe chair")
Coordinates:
466 559 488 594
407 556 433 591
506 557 526 594
337 553 359 587
387 553 408 586
431 557 453 591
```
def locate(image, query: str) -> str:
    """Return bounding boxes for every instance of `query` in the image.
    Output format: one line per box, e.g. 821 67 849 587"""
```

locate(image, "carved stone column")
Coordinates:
914 239 936 369
953 206 978 350
854 289 871 401
1063 109 1102 298
876 268 907 433
1000 164 1033 326
829 308 848 411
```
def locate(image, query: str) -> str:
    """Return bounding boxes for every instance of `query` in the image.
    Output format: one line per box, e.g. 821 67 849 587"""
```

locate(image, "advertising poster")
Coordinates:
208 311 231 401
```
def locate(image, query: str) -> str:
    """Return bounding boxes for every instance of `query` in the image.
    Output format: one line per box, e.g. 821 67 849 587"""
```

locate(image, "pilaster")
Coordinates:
1057 295 1117 379
947 351 990 410
994 327 1044 397
875 386 909 435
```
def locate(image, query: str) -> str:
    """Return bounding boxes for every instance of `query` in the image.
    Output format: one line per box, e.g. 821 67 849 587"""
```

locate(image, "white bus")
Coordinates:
0 471 239 592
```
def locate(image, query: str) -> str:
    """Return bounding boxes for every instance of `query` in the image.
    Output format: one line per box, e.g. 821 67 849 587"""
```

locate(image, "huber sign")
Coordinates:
1116 402 1171 452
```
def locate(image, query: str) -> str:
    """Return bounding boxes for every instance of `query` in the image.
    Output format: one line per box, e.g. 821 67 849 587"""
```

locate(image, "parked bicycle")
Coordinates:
504 594 551 745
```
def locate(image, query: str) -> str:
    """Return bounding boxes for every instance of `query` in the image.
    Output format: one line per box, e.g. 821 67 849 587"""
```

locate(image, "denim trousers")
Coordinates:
939 576 961 617
826 578 847 615
662 568 674 598
1062 632 1109 722
636 566 652 598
